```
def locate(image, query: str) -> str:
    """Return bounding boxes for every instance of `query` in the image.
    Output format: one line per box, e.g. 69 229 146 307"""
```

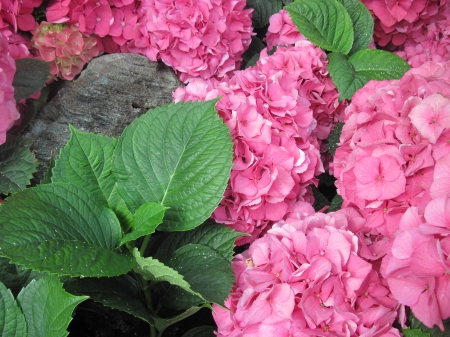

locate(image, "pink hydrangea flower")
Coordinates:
332 61 450 240
394 3 450 67
381 195 450 330
175 41 344 243
213 210 400 336
121 0 254 82
31 22 100 80
265 9 307 50
361 0 443 48
0 31 20 145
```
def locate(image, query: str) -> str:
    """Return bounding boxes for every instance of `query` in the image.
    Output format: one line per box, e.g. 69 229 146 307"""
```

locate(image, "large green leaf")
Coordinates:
166 244 234 306
246 0 283 29
0 257 45 297
155 221 243 263
132 249 205 303
12 58 50 102
120 202 167 245
52 126 134 230
17 276 87 337
336 0 374 55
327 52 371 100
285 0 354 54
112 100 233 231
0 136 37 194
64 275 151 324
0 183 134 277
52 126 116 206
0 281 26 337
349 49 411 80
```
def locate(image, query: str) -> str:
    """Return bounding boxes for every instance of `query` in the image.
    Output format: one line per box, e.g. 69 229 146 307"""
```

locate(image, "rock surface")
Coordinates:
23 53 182 182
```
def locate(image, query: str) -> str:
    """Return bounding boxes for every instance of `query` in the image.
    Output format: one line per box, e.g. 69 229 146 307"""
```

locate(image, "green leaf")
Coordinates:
349 49 411 80
327 52 371 100
167 244 234 305
182 326 216 337
0 281 26 337
409 312 450 337
327 194 343 212
152 307 201 333
112 99 233 232
0 183 134 277
285 0 354 54
0 136 38 194
153 283 205 311
242 36 266 68
155 221 243 263
246 0 283 29
0 257 45 297
52 126 116 206
12 58 50 102
64 275 151 324
402 329 430 337
132 249 205 303
336 0 374 55
327 122 344 157
17 276 88 337
52 126 134 230
120 202 167 245
312 186 330 212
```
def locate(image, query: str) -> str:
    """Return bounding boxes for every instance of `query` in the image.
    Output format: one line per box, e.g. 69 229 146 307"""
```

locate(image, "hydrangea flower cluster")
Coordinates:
213 205 401 336
395 3 450 67
45 0 254 83
31 22 99 80
174 41 343 243
381 191 450 330
264 9 306 51
0 0 43 59
0 31 20 145
361 0 444 48
332 61 450 240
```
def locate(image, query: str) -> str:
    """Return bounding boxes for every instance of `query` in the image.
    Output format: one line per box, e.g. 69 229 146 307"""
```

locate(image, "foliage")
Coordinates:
286 0 410 100
0 100 238 336
0 136 37 194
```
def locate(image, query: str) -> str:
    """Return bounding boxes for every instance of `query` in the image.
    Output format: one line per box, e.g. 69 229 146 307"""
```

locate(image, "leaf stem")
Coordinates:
139 234 152 257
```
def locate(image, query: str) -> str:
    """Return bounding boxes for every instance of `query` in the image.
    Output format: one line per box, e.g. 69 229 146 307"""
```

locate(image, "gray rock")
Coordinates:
23 53 183 182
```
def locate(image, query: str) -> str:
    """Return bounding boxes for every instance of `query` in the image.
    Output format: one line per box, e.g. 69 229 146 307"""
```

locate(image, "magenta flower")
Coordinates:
175 41 343 243
213 211 400 336
333 61 450 240
31 22 99 80
0 31 20 145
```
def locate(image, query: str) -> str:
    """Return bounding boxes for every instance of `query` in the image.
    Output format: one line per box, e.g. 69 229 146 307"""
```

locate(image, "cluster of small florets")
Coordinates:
174 40 344 243
213 205 401 337
44 0 254 82
361 0 444 48
0 31 20 145
31 22 99 80
0 0 43 59
332 61 450 238
331 61 450 329
394 3 450 67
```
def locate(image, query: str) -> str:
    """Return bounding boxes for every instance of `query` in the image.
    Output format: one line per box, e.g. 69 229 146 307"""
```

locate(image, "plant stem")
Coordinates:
139 234 152 257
